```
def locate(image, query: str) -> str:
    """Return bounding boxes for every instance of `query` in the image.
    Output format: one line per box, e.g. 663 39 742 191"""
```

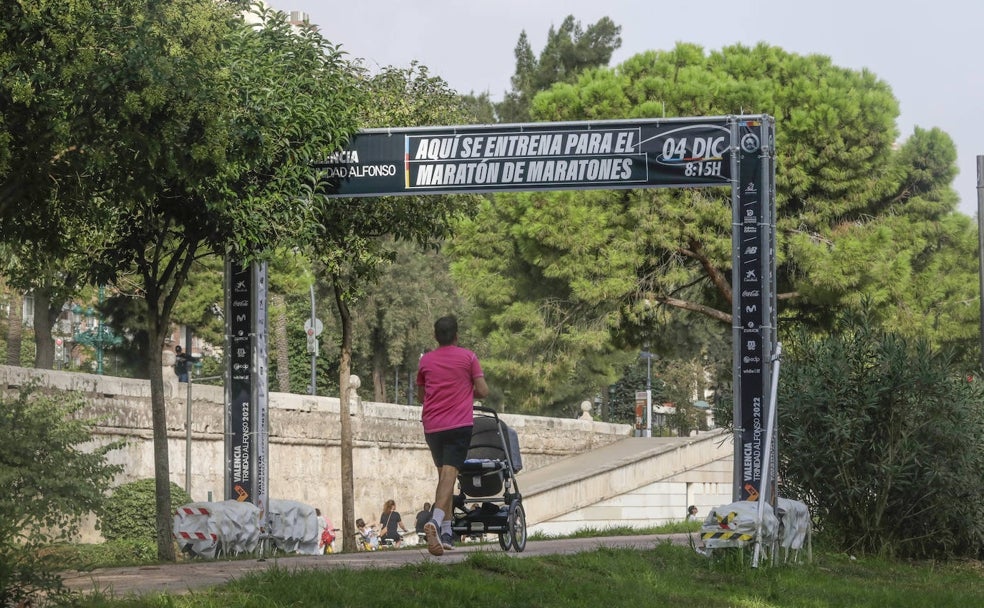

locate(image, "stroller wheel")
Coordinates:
508 501 527 552
497 529 512 551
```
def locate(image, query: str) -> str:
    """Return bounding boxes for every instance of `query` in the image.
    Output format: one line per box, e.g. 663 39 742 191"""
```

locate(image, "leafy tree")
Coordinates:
450 187 655 412
346 239 465 403
265 252 312 394
0 384 122 605
0 279 36 367
2 1 364 560
449 43 970 413
0 0 129 369
0 245 82 369
497 16 622 123
459 91 497 124
779 309 984 559
262 250 345 396
657 358 710 436
306 63 474 550
788 154 980 363
606 362 652 423
114 3 359 561
0 0 96 245
169 256 226 350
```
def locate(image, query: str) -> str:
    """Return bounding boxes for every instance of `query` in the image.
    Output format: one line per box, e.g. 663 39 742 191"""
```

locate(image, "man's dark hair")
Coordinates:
434 315 458 346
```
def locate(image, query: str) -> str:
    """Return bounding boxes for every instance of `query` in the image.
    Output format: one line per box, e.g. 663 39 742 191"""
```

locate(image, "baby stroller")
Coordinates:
451 406 527 552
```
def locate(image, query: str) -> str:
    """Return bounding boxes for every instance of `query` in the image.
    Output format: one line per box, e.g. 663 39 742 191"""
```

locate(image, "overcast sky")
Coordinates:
271 0 983 217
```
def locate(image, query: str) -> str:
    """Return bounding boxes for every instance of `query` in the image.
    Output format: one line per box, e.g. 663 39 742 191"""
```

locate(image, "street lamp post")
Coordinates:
640 348 655 437
608 385 615 422
71 286 122 375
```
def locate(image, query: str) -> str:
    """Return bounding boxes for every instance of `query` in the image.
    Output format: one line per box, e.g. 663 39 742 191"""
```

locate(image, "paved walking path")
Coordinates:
61 533 693 598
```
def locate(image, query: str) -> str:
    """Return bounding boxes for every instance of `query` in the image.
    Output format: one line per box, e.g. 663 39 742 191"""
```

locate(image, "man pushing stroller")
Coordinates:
415 315 489 556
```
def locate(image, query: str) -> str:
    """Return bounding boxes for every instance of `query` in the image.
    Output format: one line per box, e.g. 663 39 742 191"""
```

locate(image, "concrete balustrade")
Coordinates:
5 364 678 540
2 364 734 540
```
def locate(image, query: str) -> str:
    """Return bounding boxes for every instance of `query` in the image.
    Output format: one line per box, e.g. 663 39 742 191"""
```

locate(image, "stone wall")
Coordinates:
0 365 631 541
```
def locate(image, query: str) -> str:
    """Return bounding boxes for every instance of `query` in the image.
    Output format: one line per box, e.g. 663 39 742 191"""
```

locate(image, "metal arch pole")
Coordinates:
728 117 743 500
761 120 779 508
752 342 782 568
977 156 984 371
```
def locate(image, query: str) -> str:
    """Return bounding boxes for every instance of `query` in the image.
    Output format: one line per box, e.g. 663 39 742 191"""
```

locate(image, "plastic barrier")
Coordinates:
173 500 261 558
699 500 778 551
266 499 321 555
776 497 812 562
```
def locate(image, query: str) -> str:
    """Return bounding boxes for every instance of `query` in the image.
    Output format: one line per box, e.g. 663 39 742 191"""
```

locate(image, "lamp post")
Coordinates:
608 385 615 422
640 348 655 437
71 286 122 375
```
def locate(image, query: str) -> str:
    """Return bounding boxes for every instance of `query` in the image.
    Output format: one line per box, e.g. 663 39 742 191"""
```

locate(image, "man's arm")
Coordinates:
416 385 425 405
473 376 489 400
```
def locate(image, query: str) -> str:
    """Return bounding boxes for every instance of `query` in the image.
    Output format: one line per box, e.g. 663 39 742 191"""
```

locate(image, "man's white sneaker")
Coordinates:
424 520 443 556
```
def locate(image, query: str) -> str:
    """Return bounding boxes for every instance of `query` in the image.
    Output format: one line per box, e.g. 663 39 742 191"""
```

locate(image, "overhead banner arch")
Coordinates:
229 115 776 507
315 118 735 196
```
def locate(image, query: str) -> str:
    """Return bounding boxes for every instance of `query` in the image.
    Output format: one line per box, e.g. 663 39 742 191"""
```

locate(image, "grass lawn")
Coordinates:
69 541 983 608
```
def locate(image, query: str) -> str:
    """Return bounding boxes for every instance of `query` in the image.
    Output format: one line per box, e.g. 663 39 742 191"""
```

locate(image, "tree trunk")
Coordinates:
372 348 387 403
147 324 176 561
271 293 291 392
334 280 356 552
32 287 60 370
6 291 23 366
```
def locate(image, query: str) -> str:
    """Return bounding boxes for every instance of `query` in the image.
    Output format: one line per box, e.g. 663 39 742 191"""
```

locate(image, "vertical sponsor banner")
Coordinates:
733 118 776 501
253 262 269 527
225 260 253 502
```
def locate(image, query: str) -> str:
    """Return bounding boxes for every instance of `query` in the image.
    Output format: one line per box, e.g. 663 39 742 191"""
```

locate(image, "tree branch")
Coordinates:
681 238 732 305
657 295 732 324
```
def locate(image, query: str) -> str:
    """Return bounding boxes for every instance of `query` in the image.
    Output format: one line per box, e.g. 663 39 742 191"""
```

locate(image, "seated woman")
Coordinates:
379 499 409 548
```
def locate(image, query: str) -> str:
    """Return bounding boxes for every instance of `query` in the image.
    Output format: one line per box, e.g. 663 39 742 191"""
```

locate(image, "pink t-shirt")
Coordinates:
416 344 483 433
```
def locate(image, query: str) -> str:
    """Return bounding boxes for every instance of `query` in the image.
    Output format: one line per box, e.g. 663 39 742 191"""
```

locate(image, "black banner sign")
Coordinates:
317 119 734 197
733 118 776 502
227 261 253 503
737 132 765 501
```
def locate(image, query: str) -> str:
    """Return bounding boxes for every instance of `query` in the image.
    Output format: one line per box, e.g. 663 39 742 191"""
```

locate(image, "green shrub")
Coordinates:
779 311 984 559
43 538 158 570
99 479 192 543
0 383 123 606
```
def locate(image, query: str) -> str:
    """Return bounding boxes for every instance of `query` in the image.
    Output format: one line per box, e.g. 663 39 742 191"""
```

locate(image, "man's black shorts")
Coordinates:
425 426 473 469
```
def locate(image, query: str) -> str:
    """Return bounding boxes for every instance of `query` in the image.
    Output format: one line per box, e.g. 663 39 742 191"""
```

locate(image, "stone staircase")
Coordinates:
517 430 734 535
